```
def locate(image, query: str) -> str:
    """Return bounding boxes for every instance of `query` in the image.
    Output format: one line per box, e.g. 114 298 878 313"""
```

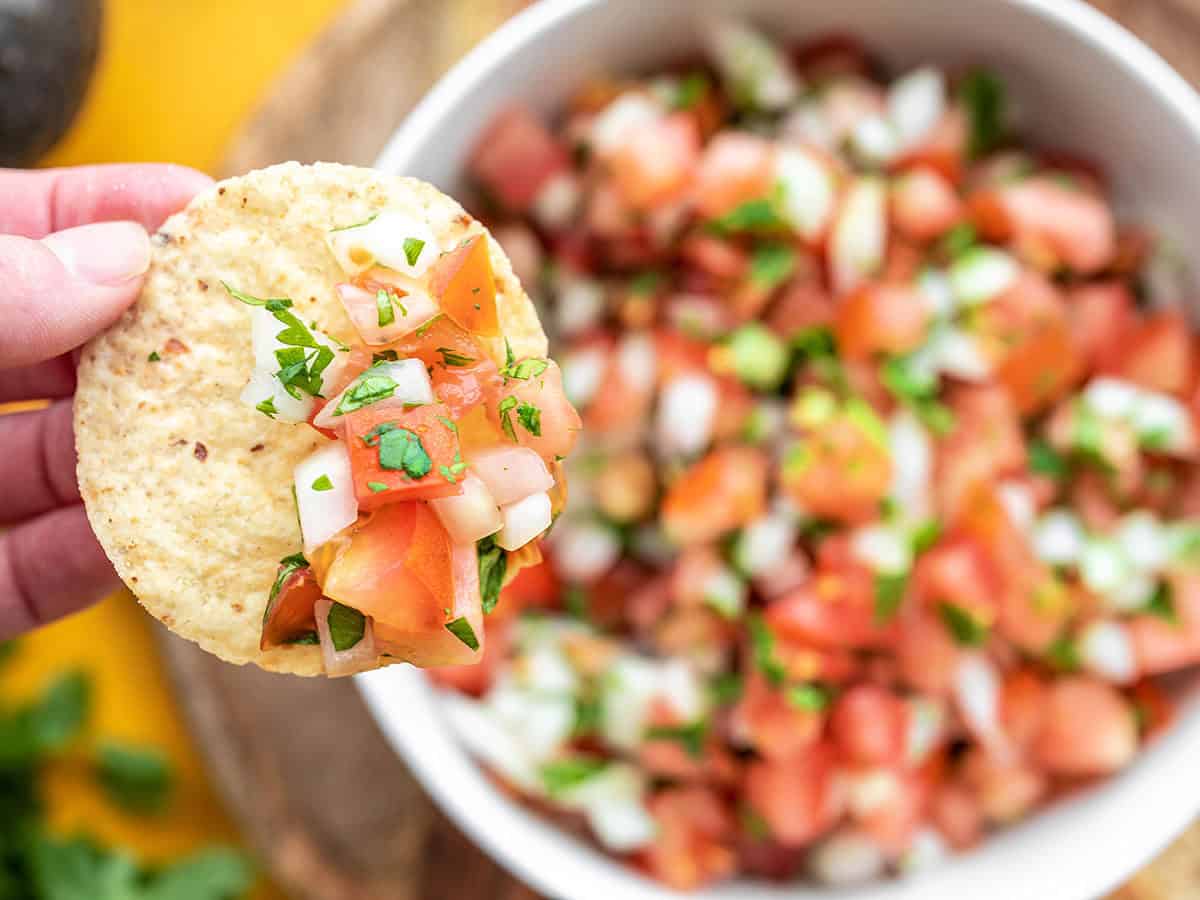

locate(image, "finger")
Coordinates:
0 164 213 239
0 222 150 369
0 401 78 525
0 504 118 639
0 355 76 403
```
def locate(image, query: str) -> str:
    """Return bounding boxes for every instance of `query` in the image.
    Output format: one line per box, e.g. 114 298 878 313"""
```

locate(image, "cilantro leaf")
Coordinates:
1029 438 1068 480
748 614 786 686
786 682 832 712
501 355 550 381
644 720 708 757
139 847 254 900
326 602 366 652
95 742 172 814
366 481 389 493
403 237 425 267
708 198 787 234
376 289 396 327
517 402 542 437
1146 581 1178 624
445 616 479 651
377 428 432 479
255 397 277 419
311 474 333 492
333 374 398 416
539 757 607 796
672 71 710 110
749 243 796 289
477 537 507 615
436 347 475 367
959 69 1007 158
268 553 308 606
497 396 519 442
938 602 989 646
147 351 161 362
874 573 908 623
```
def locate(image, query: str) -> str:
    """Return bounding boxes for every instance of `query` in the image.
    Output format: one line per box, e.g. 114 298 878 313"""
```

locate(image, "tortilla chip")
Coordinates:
74 162 547 675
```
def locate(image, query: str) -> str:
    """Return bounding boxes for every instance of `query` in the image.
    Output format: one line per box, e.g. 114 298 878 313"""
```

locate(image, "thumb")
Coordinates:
0 221 151 369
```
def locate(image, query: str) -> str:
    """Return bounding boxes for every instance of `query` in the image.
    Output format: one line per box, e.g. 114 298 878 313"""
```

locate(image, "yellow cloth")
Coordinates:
9 0 350 895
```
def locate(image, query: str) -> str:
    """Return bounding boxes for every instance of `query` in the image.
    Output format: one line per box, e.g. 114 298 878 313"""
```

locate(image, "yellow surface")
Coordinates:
9 0 351 896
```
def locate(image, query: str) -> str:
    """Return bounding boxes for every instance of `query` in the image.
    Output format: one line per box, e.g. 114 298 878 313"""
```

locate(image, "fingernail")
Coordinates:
42 221 151 286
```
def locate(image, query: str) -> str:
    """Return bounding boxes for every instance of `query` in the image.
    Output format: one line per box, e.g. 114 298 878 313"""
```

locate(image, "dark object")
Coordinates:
0 0 103 166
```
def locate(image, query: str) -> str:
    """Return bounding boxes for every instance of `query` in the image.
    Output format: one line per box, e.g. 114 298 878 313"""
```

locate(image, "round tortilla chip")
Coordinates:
74 162 547 675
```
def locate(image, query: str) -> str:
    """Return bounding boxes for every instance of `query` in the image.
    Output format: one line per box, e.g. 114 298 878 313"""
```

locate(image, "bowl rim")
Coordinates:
364 1 1200 898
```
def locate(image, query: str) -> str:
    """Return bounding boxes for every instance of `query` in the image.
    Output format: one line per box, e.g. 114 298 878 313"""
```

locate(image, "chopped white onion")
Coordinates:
616 331 658 393
1132 391 1195 452
294 443 358 553
954 654 1003 750
775 146 837 241
1080 538 1134 595
335 279 439 345
430 473 503 544
519 643 580 695
732 512 798 577
948 247 1019 306
590 93 664 156
1083 377 1140 420
888 67 946 150
496 491 553 551
928 326 992 381
601 655 706 751
781 100 836 151
325 210 440 277
851 523 913 575
557 763 657 852
1033 510 1086 566
898 828 949 874
1116 511 1169 572
244 305 351 422
561 346 609 408
702 564 747 619
828 177 887 296
656 373 717 457
312 358 434 430
809 830 886 886
703 16 800 111
532 171 582 230
888 410 933 519
997 480 1036 533
443 693 540 791
917 268 956 318
314 598 376 677
846 769 901 818
850 114 901 166
1105 569 1157 613
471 447 555 507
1079 620 1137 684
488 676 577 760
551 518 622 583
556 277 607 338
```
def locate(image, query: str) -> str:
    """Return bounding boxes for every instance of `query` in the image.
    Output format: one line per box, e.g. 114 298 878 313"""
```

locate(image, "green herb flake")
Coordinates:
377 428 433 479
502 356 551 382
629 270 662 295
334 373 398 416
644 720 708 758
311 474 334 492
1045 634 1081 671
565 583 590 620
255 396 278 419
326 602 366 652
710 673 743 705
673 71 711 110
403 237 426 267
708 198 787 234
268 552 309 606
372 349 400 363
445 616 480 650
1029 438 1068 479
749 242 796 289
478 536 507 614
221 281 289 307
786 682 832 712
748 614 786 686
498 395 519 442
436 415 458 433
329 211 379 232
95 742 173 814
874 573 909 623
959 69 1007 158
517 402 542 437
1146 581 1178 624
147 351 161 362
539 756 607 796
911 520 943 555
938 602 989 646
939 222 977 259
286 631 320 645
436 347 476 367
376 289 396 327
366 481 389 493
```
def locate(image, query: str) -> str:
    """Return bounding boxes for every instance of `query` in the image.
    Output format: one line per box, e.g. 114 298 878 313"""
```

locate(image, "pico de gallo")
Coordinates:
431 18 1200 890
233 209 580 675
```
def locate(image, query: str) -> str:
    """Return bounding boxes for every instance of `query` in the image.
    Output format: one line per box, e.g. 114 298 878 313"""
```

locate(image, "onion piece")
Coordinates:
888 66 945 150
240 370 314 423
325 210 440 277
556 277 607 338
561 346 609 408
430 473 504 544
471 447 554 506
655 373 717 457
314 598 377 677
948 247 1019 306
703 16 800 112
312 358 434 430
1079 620 1137 684
336 278 440 345
828 176 886 296
532 171 582 230
294 442 358 554
809 830 886 886
549 518 621 583
496 491 553 551
774 146 836 242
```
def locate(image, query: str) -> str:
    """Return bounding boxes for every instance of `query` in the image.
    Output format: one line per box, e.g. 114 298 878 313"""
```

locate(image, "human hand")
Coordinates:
0 164 212 639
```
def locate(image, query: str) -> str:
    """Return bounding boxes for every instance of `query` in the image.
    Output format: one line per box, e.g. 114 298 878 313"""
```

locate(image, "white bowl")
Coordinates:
359 1 1200 897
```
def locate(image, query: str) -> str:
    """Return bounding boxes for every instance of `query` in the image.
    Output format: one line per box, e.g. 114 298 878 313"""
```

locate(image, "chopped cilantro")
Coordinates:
708 198 787 234
792 326 837 359
710 673 743 705
644 720 708 757
95 742 172 814
436 415 458 433
403 237 426 267
726 322 789 391
333 373 397 415
874 573 909 623
147 351 161 362
436 347 476 367
748 614 786 686
1146 581 1178 624
414 314 442 338
366 481 389 493
938 602 989 646
517 402 542 437
268 553 309 605
221 281 289 307
1045 634 1080 671
377 428 433 479
372 349 400 363
445 616 479 650
255 397 278 419
286 631 319 645
478 536 507 614
1029 438 1068 479
959 69 1007 158
540 757 607 796
565 583 590 620
911 519 943 555
749 242 796 289
376 289 396 327
502 355 550 381
629 270 662 295
328 212 379 232
938 222 977 259
326 602 365 651
673 71 711 110
311 474 333 492
786 682 832 712
498 395 519 442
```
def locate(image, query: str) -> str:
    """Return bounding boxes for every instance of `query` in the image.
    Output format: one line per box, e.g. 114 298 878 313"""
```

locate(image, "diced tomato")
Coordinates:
743 743 843 846
260 566 321 649
1129 573 1200 676
730 671 824 760
344 403 464 510
314 502 483 667
999 668 1049 752
428 235 501 337
969 176 1116 274
893 105 968 185
767 280 836 338
766 564 894 650
936 384 1025 520
679 234 750 283
829 684 909 767
493 359 582 461
693 132 776 219
612 112 701 209
912 534 1000 629
640 787 737 891
469 106 569 212
895 612 964 696
1106 311 1195 396
890 167 964 242
835 283 931 359
1068 281 1135 372
995 316 1081 415
931 782 983 850
1033 677 1137 776
661 446 768 544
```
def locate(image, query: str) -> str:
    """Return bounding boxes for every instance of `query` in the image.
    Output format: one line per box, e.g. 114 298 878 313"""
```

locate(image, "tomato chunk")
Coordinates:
429 235 501 337
260 564 321 649
835 283 930 359
661 446 768 545
345 403 465 510
469 106 569 212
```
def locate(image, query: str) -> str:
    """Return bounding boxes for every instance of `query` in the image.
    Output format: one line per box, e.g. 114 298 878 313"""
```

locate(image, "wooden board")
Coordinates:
162 1 1200 898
